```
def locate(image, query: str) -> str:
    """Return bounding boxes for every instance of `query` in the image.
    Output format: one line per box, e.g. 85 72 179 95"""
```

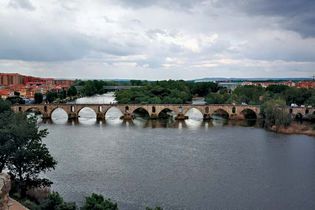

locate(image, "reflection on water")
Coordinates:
44 100 259 129
42 116 315 210
34 95 315 210
42 116 257 130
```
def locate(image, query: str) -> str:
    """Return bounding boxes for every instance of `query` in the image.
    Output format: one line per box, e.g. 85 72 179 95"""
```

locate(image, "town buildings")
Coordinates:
0 73 74 99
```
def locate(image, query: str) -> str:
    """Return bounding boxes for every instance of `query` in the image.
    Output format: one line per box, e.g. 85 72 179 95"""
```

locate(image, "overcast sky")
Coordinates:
0 0 314 79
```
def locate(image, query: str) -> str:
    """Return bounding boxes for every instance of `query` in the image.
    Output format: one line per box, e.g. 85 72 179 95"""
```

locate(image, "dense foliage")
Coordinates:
205 85 315 106
34 92 44 104
21 191 162 210
188 82 220 97
115 80 220 104
82 193 118 210
260 99 292 128
0 99 57 197
45 89 69 103
114 80 315 106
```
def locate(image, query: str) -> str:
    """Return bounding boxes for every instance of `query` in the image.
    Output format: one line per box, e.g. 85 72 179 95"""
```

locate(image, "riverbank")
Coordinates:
270 122 315 136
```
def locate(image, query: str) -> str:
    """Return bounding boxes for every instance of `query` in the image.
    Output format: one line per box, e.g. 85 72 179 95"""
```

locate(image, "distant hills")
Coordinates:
105 77 314 82
193 77 314 82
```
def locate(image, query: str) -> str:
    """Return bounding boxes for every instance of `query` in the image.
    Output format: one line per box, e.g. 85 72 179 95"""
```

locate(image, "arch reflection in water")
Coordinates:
184 108 203 129
133 108 150 119
212 109 229 120
51 108 68 124
26 109 43 123
132 108 150 127
105 107 123 125
78 107 97 125
240 108 257 120
212 118 228 126
185 108 203 120
158 108 175 119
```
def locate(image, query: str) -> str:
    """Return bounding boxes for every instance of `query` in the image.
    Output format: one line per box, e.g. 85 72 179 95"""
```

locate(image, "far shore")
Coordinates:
269 122 315 136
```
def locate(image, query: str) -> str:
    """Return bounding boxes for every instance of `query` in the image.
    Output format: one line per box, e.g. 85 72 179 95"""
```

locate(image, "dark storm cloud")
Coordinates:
0 29 139 62
0 25 90 61
8 0 35 10
1 0 315 78
215 0 315 37
244 0 315 36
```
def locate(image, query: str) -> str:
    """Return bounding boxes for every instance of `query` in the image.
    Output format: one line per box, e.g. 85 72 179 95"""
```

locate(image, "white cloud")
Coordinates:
0 0 314 79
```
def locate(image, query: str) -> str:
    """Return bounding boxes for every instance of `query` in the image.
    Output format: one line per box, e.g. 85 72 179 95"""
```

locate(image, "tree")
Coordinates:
6 96 25 105
46 91 58 103
14 91 21 96
232 85 265 105
266 85 289 94
82 193 118 210
190 82 219 97
146 207 163 210
0 112 57 197
205 93 230 104
34 92 43 104
284 87 312 106
83 81 97 96
261 99 291 128
67 86 77 97
40 192 77 210
115 80 193 104
0 99 11 113
0 111 15 172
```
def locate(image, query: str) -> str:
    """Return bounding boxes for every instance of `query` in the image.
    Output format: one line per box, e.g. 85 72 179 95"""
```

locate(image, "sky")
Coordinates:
0 0 314 80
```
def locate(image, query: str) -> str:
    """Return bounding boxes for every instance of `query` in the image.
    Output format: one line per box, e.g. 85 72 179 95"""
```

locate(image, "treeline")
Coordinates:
115 80 220 104
206 84 315 106
115 81 315 106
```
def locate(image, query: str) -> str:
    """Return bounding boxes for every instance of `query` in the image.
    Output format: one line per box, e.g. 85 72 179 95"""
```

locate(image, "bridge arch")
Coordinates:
75 106 97 115
25 107 43 115
184 107 204 115
50 107 67 117
212 108 229 119
295 113 303 120
132 107 150 119
50 107 68 123
240 108 257 119
305 109 309 115
158 108 175 119
184 107 203 120
77 107 97 118
105 106 124 119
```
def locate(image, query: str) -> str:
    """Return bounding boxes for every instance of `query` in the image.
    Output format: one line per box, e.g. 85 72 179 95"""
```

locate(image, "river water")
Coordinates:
39 94 315 210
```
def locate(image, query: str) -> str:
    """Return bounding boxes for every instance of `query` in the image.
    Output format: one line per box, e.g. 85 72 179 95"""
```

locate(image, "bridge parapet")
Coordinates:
11 103 313 121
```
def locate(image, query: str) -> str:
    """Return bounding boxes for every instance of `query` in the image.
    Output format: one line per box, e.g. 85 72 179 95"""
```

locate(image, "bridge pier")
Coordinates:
203 114 212 121
68 112 78 120
120 112 134 120
150 113 158 119
175 113 188 120
42 112 51 119
96 112 105 121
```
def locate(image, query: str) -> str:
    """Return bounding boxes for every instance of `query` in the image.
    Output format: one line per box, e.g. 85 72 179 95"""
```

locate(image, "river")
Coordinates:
39 93 315 210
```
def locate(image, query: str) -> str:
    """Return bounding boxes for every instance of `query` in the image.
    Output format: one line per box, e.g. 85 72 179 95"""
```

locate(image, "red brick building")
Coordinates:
296 81 315 88
0 73 74 98
0 73 24 86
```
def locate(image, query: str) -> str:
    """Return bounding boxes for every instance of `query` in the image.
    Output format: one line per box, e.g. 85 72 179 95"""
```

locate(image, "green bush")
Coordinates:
82 193 118 210
39 192 77 210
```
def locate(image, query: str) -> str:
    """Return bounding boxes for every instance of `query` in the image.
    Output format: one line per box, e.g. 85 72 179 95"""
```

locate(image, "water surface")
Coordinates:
40 94 315 210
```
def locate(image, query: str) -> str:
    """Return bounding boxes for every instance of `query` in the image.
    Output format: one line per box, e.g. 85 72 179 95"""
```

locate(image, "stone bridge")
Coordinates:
11 104 314 121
